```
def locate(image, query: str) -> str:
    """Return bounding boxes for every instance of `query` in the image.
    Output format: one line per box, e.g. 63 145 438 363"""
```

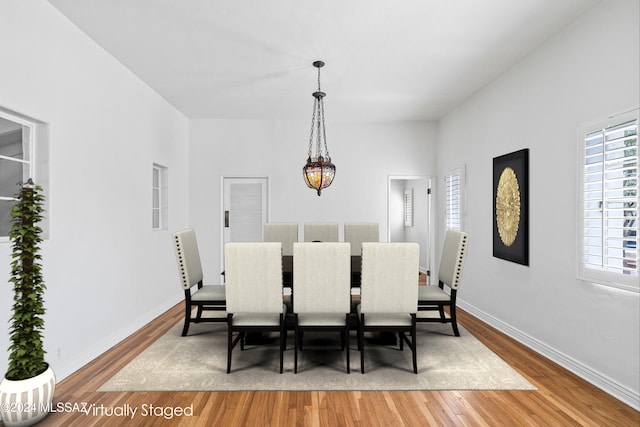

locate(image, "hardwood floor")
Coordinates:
32 303 639 427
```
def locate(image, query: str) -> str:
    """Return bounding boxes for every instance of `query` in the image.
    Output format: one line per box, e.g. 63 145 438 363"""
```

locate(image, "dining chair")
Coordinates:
263 222 298 256
224 242 287 373
344 222 379 256
358 242 420 374
172 229 226 337
304 222 339 242
293 242 351 373
417 229 469 336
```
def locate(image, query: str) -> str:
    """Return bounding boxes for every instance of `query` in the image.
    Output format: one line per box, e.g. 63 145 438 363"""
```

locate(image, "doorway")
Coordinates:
220 177 269 265
387 176 434 281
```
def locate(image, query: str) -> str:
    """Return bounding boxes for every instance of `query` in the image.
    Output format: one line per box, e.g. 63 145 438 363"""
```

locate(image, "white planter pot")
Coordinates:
0 365 56 427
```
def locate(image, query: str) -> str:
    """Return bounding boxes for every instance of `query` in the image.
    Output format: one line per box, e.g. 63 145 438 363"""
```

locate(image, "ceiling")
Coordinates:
47 0 600 122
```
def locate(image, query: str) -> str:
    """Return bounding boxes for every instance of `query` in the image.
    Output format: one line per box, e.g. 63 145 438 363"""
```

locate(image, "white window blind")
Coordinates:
445 166 465 231
580 111 638 290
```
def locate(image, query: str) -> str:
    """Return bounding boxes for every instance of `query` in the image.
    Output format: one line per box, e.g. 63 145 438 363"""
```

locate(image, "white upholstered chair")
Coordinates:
224 242 287 373
172 229 226 336
358 242 420 374
344 222 379 256
263 222 298 256
293 242 352 373
417 229 469 336
304 222 339 242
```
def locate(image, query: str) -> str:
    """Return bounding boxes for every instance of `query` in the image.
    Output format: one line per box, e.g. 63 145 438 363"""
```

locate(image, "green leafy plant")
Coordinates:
6 179 47 381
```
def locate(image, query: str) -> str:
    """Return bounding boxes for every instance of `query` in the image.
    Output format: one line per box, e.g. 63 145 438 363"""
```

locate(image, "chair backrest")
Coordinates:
360 242 420 313
344 222 379 256
304 222 339 242
263 223 298 256
224 242 283 313
438 229 469 290
172 228 203 290
293 242 351 314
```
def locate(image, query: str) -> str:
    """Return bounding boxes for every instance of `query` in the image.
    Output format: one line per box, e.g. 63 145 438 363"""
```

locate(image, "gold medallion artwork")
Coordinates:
495 167 521 247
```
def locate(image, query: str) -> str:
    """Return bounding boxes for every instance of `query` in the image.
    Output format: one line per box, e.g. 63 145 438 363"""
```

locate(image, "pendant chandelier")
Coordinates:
303 60 336 196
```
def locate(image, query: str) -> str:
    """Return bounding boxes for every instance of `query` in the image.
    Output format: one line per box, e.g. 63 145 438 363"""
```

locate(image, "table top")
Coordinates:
282 255 361 288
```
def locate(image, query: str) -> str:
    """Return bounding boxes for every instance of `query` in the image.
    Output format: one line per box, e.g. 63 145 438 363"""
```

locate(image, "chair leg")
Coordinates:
280 314 285 374
345 314 350 374
450 304 460 337
181 302 192 337
294 315 299 374
412 342 417 373
411 314 418 374
226 315 233 374
412 343 418 374
359 314 365 374
195 305 204 322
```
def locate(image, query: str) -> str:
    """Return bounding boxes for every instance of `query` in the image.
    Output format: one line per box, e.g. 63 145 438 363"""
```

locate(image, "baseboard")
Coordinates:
51 295 182 382
457 299 640 411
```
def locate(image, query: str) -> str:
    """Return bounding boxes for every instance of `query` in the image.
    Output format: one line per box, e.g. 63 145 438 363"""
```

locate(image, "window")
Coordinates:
579 109 638 291
152 164 168 230
445 166 465 231
404 189 413 227
1 108 48 241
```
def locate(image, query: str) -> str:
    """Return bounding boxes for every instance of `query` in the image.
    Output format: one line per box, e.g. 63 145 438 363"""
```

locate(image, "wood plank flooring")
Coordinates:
33 302 639 426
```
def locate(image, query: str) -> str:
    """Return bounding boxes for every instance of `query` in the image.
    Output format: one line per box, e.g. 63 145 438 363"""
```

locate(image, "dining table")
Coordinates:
281 255 362 290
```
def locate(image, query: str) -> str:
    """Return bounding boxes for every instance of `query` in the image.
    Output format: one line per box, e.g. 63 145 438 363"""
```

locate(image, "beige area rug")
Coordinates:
99 313 536 392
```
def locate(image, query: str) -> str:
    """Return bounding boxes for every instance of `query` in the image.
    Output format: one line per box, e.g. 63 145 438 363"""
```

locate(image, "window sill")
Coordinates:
578 275 639 294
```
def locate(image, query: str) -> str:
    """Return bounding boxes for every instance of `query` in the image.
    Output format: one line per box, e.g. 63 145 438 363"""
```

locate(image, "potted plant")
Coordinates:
0 180 55 426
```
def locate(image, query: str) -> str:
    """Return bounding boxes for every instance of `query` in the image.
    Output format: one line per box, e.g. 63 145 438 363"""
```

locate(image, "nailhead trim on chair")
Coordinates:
174 235 190 289
452 233 468 289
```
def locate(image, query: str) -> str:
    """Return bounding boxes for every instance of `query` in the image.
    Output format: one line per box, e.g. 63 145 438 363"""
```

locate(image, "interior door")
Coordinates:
387 176 434 282
222 177 269 249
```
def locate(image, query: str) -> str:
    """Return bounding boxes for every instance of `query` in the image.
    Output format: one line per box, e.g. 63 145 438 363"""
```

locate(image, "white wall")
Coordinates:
188 119 436 278
0 1 189 380
437 0 639 408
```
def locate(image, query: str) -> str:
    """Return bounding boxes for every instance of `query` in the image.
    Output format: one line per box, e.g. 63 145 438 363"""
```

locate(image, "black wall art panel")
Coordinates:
493 149 529 266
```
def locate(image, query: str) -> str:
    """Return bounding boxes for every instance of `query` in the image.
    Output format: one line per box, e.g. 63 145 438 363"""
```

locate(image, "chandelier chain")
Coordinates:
317 65 329 158
320 98 329 158
307 99 316 158
306 64 330 159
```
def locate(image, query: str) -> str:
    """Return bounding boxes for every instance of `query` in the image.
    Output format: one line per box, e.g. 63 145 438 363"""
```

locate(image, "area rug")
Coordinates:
98 314 536 392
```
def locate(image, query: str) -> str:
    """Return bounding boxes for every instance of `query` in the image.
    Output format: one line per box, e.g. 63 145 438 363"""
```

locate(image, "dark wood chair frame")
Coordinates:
181 282 226 337
173 229 227 337
416 230 468 337
227 313 286 374
294 313 351 374
416 284 460 336
358 313 418 374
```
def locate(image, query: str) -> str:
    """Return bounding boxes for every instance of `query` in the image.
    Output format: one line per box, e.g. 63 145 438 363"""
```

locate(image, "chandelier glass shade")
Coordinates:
303 61 335 196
